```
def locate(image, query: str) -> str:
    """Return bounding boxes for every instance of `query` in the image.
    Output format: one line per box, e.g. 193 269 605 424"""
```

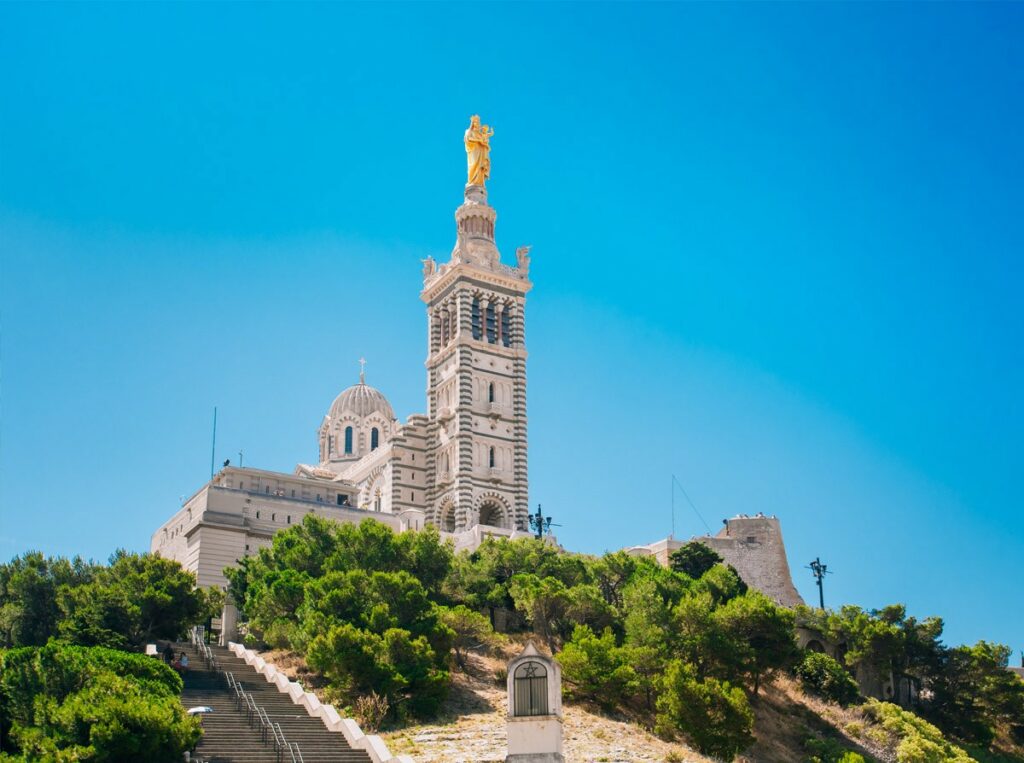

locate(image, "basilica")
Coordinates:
151 117 536 590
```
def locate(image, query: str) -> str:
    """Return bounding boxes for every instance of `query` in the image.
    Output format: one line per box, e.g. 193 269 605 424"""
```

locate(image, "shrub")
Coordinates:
353 691 389 733
863 700 973 763
655 659 754 760
795 651 861 706
307 623 449 719
803 736 866 763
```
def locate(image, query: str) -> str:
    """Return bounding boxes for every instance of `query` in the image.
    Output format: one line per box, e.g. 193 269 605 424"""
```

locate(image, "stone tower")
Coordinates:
421 180 532 534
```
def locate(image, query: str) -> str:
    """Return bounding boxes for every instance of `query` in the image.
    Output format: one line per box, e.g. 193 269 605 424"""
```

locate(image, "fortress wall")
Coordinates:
627 514 805 609
699 515 804 608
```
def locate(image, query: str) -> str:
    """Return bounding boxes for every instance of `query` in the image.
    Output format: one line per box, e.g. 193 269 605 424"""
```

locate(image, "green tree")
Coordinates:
924 641 1024 746
0 643 200 762
622 576 674 710
558 625 637 711
0 553 97 648
794 651 861 706
57 552 218 649
669 542 723 580
713 591 797 693
656 659 754 760
508 574 569 652
437 605 496 670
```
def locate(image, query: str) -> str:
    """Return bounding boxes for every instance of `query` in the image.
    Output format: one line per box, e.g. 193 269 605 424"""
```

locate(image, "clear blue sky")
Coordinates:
2 3 1021 650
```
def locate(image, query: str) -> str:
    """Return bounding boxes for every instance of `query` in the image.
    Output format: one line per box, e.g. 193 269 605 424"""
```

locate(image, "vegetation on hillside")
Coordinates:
798 604 1024 754
0 550 223 761
230 519 1024 761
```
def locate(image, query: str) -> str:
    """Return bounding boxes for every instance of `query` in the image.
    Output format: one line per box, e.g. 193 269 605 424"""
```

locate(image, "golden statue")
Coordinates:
464 115 494 186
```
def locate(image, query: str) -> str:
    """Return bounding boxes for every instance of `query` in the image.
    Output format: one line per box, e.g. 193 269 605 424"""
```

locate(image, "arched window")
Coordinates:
488 382 495 403
471 297 482 340
344 426 353 454
513 661 549 717
374 489 382 512
328 434 334 456
440 503 456 532
371 427 380 450
441 311 449 345
479 502 504 528
489 446 496 468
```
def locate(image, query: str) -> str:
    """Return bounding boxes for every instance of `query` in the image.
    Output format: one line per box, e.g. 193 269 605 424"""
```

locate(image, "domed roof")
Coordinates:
326 369 395 422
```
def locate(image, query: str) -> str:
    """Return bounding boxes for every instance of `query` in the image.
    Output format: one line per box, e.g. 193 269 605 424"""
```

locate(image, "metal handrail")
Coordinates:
223 679 302 763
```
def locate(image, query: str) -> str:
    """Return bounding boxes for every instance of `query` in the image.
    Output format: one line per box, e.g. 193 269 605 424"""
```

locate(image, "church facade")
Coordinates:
152 119 535 589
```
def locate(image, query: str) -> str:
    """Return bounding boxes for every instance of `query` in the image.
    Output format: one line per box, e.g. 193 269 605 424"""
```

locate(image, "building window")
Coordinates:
239 481 244 490
317 494 322 502
291 489 295 497
337 494 346 506
287 515 291 524
245 544 250 551
371 427 380 450
344 426 353 454
501 306 511 347
328 434 334 455
256 511 260 519
486 302 496 343
488 382 495 403
489 446 496 468
272 513 276 522
265 486 270 494
471 297 482 340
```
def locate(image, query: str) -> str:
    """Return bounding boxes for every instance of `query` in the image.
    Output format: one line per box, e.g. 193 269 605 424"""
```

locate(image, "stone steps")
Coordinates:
178 642 372 763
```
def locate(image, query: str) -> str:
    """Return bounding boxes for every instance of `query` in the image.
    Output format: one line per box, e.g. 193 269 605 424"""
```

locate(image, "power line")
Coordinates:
671 474 713 535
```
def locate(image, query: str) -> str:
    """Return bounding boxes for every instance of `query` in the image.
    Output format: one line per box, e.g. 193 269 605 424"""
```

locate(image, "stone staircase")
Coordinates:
178 640 372 763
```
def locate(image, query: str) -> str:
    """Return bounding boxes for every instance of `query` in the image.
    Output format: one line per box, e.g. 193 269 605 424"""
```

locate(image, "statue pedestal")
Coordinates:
506 715 564 762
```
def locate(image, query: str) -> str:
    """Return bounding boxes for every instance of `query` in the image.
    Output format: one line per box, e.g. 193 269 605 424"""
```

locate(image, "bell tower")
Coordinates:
420 117 532 535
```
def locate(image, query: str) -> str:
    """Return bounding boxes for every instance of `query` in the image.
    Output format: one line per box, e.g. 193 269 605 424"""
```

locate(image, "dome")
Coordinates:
326 376 395 422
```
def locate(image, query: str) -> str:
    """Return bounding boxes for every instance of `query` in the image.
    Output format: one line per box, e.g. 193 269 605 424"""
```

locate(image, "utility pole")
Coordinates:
807 557 830 610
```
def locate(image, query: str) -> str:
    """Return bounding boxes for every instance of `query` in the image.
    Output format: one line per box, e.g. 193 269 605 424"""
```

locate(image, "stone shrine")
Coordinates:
506 641 563 763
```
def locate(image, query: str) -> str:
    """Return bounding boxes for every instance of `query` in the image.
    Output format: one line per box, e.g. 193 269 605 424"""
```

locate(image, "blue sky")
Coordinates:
2 3 1021 650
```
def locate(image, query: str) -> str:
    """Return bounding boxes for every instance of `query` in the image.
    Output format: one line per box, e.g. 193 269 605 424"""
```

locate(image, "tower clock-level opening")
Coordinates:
478 501 506 529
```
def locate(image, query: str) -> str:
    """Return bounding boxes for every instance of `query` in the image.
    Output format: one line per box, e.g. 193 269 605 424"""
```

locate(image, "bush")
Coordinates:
0 643 199 762
795 651 861 706
863 700 973 763
803 736 866 763
353 691 389 733
655 659 754 760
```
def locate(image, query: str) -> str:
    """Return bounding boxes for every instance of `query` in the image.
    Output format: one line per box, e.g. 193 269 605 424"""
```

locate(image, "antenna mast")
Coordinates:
210 406 217 479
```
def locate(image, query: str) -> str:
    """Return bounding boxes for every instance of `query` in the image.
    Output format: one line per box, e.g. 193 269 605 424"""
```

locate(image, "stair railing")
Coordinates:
228 681 304 763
